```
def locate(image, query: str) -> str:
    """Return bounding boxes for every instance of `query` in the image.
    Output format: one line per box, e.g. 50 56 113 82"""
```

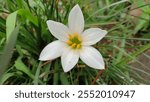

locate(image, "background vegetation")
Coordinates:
0 0 150 85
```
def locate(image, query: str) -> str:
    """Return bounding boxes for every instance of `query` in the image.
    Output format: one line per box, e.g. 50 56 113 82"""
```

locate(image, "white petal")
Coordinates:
68 4 84 34
47 20 70 41
39 40 65 61
80 46 105 69
61 48 79 72
82 28 107 45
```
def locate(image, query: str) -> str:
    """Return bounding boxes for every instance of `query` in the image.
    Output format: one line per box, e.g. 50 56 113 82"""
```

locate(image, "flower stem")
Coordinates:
91 69 104 85
41 61 51 67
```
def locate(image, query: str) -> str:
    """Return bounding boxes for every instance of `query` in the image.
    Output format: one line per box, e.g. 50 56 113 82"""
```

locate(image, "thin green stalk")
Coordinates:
34 61 42 85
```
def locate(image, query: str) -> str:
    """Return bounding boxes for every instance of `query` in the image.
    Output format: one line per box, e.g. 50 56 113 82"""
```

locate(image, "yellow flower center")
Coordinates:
66 33 82 49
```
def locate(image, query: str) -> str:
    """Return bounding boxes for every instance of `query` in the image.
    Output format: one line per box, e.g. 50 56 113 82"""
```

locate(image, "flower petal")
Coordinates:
39 40 65 61
47 20 70 41
80 46 105 69
61 48 79 72
82 28 107 45
68 4 84 34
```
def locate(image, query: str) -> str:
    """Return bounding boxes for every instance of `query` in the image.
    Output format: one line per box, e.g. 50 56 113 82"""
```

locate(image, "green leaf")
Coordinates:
0 25 20 75
0 73 15 84
60 73 70 85
18 9 38 26
16 0 23 8
6 9 38 41
33 62 42 85
53 61 59 85
14 58 34 79
134 16 148 34
6 11 18 41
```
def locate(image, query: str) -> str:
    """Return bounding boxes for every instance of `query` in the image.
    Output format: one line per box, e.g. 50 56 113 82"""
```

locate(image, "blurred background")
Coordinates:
0 0 150 85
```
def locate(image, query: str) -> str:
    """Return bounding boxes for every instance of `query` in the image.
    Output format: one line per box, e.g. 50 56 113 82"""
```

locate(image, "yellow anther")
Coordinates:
67 33 82 49
77 36 81 42
74 33 78 37
77 44 81 49
71 43 76 48
67 40 72 45
68 34 73 39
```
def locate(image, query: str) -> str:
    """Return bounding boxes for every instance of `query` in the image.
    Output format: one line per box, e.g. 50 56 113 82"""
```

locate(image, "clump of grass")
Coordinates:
0 0 150 85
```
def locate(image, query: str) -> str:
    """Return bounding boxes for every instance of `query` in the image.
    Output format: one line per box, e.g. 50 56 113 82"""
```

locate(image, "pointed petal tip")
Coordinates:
38 40 65 61
72 4 82 14
102 67 105 69
38 57 42 60
103 30 108 35
63 68 70 73
97 66 105 70
46 20 50 23
62 64 73 73
74 4 80 8
91 63 105 70
46 20 53 25
38 55 44 61
94 66 105 70
68 4 84 34
38 56 49 61
75 4 79 6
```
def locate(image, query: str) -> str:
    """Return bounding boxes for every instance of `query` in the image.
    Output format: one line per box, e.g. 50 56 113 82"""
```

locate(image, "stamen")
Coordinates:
71 43 76 48
67 33 82 49
77 36 81 42
68 34 73 39
74 33 78 37
67 41 72 45
77 44 81 49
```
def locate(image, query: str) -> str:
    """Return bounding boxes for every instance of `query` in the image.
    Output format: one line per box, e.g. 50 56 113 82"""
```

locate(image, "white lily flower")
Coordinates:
39 4 107 72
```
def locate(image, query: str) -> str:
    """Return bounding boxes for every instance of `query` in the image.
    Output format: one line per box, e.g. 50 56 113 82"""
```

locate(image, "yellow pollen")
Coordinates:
74 33 78 37
67 40 72 45
71 43 76 48
67 33 82 49
68 34 72 39
77 36 81 42
77 44 81 49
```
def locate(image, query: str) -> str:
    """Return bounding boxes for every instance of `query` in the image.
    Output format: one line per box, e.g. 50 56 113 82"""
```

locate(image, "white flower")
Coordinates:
39 4 107 72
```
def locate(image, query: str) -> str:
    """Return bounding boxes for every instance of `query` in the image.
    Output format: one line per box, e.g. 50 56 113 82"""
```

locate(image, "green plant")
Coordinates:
0 0 150 85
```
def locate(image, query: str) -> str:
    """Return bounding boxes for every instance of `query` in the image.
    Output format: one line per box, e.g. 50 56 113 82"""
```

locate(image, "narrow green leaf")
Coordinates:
115 39 126 64
60 73 70 85
134 14 149 34
33 62 42 85
18 9 38 26
0 25 20 75
0 73 14 84
14 58 34 79
6 11 18 41
16 0 24 9
53 61 59 85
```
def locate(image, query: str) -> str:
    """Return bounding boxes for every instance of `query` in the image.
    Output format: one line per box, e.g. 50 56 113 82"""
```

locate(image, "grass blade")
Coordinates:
14 58 34 79
0 25 20 75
